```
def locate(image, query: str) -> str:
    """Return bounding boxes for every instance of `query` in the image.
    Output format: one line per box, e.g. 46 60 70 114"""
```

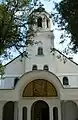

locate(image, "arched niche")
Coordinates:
53 107 58 120
63 101 78 120
22 79 57 97
22 107 27 120
3 101 14 120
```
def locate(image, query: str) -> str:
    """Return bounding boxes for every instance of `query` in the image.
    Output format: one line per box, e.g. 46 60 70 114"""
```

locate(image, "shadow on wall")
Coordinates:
14 77 19 87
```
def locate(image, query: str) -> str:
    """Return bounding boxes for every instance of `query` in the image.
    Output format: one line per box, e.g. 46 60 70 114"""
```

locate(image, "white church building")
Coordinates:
0 6 78 120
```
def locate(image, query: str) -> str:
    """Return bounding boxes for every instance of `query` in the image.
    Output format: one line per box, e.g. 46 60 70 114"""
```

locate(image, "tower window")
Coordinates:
47 19 49 28
32 65 37 70
37 17 42 27
38 47 43 55
43 65 49 71
63 76 69 85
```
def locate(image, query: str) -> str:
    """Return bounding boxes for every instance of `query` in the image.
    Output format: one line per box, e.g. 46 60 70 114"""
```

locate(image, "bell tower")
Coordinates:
26 7 55 72
29 7 53 33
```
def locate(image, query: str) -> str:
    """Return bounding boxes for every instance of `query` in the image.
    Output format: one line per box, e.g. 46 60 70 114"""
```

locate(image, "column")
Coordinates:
14 102 18 120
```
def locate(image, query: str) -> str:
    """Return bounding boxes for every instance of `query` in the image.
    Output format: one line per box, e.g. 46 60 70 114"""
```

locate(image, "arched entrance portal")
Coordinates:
31 100 49 120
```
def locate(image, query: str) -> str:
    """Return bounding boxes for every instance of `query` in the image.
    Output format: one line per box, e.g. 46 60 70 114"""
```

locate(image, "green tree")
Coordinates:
0 0 45 75
0 0 33 56
0 0 38 75
54 0 78 53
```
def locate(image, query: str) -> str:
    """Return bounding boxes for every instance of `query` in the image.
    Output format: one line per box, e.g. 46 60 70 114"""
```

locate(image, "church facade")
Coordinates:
0 7 78 120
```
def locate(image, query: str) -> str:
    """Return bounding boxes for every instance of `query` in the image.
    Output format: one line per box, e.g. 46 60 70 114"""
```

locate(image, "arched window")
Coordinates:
53 107 58 120
22 107 27 120
32 65 37 70
38 47 43 55
37 17 42 27
43 65 49 71
23 79 57 97
63 76 69 85
3 101 14 120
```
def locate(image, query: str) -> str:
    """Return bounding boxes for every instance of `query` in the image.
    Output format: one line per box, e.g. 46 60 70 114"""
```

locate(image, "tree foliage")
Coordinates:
0 0 39 57
54 0 78 53
0 0 45 75
0 0 39 74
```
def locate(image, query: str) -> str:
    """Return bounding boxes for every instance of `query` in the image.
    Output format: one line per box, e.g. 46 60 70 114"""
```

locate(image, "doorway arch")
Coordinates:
31 100 49 120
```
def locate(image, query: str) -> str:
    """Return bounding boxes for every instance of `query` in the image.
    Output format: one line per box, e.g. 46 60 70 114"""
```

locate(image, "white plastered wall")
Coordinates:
0 101 5 120
4 56 25 76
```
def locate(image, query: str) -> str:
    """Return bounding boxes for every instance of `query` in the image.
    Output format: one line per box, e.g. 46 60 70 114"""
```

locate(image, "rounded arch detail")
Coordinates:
3 101 14 120
63 100 78 120
31 100 49 108
31 100 49 120
22 79 57 97
15 70 63 98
